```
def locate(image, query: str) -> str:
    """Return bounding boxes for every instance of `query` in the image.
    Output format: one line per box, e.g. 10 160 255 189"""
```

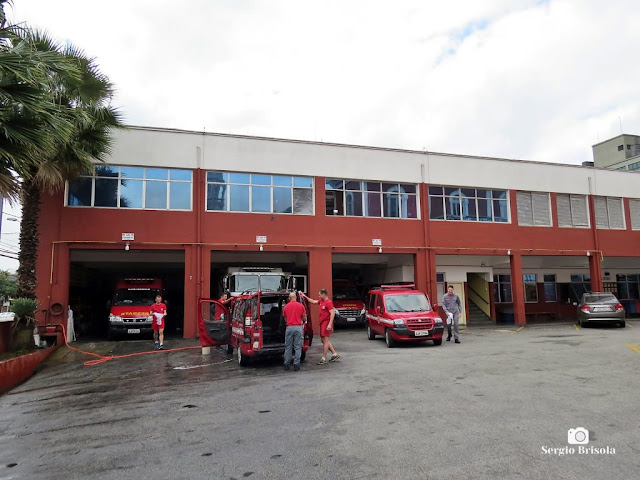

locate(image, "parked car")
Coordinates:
365 284 444 347
576 292 625 327
198 290 313 366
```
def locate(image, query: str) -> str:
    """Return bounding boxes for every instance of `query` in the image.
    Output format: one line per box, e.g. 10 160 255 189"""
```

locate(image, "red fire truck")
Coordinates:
365 284 444 347
332 280 366 327
198 290 314 366
107 278 164 339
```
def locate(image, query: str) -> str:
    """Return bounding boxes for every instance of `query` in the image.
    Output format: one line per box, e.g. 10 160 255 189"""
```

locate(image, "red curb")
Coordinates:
0 344 61 394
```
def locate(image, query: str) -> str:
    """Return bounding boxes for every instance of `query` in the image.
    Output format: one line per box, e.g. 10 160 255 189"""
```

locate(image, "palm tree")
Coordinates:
13 29 124 299
0 1 78 199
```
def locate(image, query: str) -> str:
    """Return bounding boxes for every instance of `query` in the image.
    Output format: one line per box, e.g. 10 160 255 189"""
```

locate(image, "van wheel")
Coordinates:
367 324 376 340
385 329 395 348
237 347 249 366
433 338 443 346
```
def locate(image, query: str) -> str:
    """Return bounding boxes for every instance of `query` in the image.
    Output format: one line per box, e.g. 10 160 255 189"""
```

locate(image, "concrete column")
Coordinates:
308 248 332 334
414 250 428 294
589 254 603 292
510 253 527 326
183 245 198 339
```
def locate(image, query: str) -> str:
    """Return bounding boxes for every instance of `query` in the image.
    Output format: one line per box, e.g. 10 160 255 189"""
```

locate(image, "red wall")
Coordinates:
34 173 640 337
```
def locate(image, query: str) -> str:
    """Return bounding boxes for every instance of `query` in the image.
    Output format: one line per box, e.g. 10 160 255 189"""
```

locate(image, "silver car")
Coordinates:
577 293 626 327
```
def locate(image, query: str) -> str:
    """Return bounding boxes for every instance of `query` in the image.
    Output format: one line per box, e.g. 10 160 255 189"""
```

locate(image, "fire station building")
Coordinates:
36 126 640 338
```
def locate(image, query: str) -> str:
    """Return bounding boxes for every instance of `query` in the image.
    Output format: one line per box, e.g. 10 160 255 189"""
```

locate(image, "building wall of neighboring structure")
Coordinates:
34 127 640 336
593 134 640 168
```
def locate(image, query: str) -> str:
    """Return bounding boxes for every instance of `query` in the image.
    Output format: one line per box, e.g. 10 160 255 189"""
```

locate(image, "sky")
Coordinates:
2 0 640 270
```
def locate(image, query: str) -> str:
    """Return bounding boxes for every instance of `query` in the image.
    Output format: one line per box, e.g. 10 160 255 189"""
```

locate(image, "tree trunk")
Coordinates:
17 178 40 299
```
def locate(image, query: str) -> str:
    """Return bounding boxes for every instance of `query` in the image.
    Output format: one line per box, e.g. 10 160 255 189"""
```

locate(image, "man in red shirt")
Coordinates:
150 294 167 350
282 292 306 371
301 289 340 365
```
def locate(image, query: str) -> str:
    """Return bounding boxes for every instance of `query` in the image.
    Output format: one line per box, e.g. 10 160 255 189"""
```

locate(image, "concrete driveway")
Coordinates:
1 322 639 480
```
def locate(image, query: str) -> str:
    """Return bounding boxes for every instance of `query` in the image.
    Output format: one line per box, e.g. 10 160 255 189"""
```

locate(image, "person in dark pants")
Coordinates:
282 292 306 371
442 285 462 343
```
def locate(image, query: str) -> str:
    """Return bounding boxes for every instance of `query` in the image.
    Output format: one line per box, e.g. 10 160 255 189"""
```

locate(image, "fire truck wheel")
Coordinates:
433 338 443 346
367 324 376 340
385 329 395 348
237 347 249 366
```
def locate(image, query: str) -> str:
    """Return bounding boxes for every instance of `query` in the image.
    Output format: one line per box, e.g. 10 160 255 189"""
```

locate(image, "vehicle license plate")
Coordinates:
127 329 141 334
593 307 609 312
414 330 430 336
347 317 357 322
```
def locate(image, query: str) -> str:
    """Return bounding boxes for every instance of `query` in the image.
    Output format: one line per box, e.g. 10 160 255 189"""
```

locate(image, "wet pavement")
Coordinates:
1 322 640 479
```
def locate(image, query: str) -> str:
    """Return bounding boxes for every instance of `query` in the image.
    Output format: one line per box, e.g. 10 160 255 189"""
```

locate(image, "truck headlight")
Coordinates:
147 315 153 322
393 319 404 326
435 317 443 324
110 315 122 323
360 308 366 315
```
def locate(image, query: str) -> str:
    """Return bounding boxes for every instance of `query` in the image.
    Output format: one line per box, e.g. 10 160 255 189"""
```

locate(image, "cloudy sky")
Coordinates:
2 0 639 270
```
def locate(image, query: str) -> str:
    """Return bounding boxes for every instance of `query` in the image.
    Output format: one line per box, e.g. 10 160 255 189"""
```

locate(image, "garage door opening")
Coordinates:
69 249 185 340
331 253 415 327
211 251 309 298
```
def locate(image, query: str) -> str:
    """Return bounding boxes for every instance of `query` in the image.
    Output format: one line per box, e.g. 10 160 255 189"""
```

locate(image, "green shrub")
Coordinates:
11 298 38 322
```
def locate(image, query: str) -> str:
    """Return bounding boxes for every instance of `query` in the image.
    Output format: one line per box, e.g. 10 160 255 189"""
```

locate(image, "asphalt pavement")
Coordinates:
1 321 639 480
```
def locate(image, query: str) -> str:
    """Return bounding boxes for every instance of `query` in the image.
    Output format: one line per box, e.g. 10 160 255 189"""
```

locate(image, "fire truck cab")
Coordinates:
366 284 444 348
332 280 366 327
198 290 313 366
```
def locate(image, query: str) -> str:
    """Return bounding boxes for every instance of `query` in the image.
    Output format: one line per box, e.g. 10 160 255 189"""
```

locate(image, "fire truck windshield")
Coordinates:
333 286 360 300
232 274 286 293
113 288 159 306
384 294 431 312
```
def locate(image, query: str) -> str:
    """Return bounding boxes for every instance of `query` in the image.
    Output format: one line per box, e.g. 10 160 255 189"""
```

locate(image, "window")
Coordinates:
523 274 538 303
493 275 512 303
206 172 313 215
66 166 192 210
628 145 632 150
325 179 418 219
570 274 591 302
556 194 589 228
628 161 640 171
516 191 551 226
616 274 639 300
429 186 509 223
630 199 640 230
618 145 624 151
594 196 625 229
436 273 446 301
543 274 557 302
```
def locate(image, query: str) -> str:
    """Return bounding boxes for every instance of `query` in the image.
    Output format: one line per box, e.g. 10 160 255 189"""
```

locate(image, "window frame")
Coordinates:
325 179 420 220
516 191 552 227
429 185 510 224
556 194 590 228
205 171 315 215
594 196 626 230
543 274 558 303
523 274 538 303
65 165 193 211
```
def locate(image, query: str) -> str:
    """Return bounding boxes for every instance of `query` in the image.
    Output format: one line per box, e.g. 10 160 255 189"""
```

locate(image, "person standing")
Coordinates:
442 285 462 344
282 292 307 371
300 289 340 365
150 294 167 350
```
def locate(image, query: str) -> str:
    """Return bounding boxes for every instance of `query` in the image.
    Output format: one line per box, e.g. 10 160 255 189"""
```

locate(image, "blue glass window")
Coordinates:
251 186 271 212
230 185 250 212
169 182 191 210
120 179 143 208
145 181 167 209
430 186 509 223
273 187 292 213
146 168 169 180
